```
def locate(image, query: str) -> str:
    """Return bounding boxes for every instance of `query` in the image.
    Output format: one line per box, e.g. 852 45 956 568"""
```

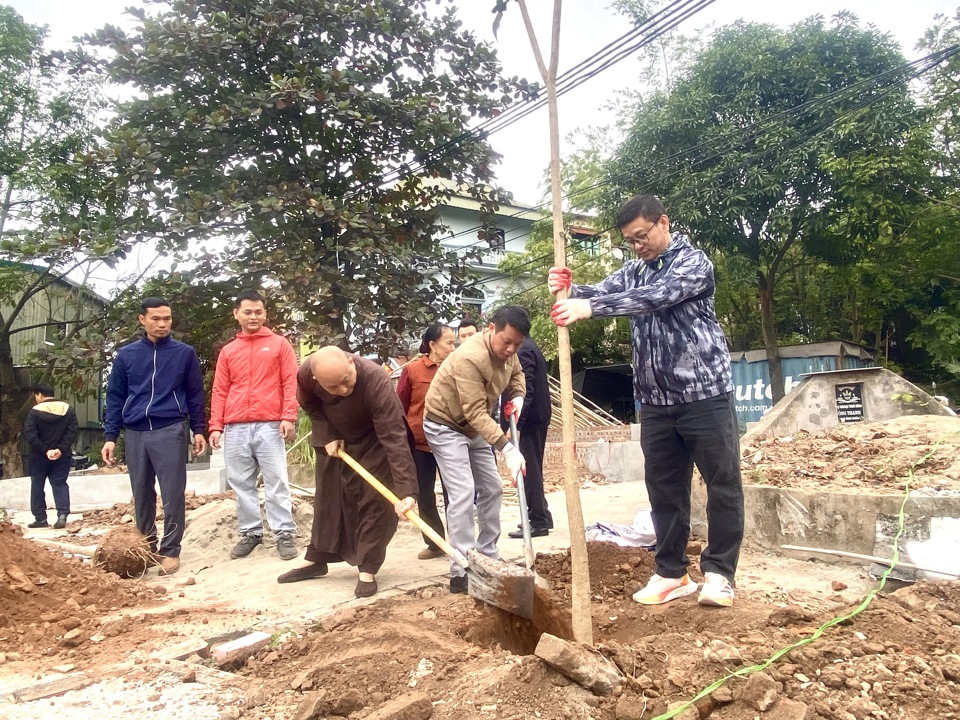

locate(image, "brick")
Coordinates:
535 633 625 696
211 631 272 669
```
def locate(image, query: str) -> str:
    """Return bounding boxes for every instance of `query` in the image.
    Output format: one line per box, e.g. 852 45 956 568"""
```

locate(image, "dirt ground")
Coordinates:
2 416 960 720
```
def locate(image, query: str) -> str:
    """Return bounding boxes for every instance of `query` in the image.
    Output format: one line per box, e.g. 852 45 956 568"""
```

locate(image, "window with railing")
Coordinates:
572 231 600 258
482 228 505 252
44 319 67 346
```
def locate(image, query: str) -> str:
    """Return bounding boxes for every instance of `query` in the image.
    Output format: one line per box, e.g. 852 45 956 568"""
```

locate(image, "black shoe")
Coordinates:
277 562 329 584
507 527 548 539
355 579 378 597
450 575 468 595
27 519 49 528
54 515 68 529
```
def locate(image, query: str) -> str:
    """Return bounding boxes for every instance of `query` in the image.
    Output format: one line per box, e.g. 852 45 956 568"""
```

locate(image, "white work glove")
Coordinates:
551 298 593 327
503 396 524 424
548 266 572 296
502 442 526 478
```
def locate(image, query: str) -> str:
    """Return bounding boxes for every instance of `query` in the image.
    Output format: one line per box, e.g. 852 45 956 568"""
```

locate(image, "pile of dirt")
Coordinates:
741 415 960 492
0 520 155 658
225 541 960 720
76 491 234 527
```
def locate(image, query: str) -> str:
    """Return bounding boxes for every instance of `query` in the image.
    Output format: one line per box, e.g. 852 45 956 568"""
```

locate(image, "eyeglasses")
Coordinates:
620 215 663 250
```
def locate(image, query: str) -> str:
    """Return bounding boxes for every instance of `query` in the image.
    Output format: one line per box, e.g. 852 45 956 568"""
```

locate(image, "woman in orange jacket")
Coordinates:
396 323 456 559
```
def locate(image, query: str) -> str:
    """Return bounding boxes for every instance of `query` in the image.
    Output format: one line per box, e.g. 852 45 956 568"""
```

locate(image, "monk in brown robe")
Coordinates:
277 347 418 597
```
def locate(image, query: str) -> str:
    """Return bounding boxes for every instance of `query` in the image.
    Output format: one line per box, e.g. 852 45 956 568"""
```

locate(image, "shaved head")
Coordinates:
310 347 358 396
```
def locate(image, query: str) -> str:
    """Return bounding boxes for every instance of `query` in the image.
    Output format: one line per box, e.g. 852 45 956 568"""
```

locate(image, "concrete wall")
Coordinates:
691 479 960 570
745 367 954 440
1 449 228 511
545 425 643 483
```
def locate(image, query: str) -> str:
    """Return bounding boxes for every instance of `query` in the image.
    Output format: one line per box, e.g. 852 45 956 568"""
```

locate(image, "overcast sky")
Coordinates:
8 0 958 206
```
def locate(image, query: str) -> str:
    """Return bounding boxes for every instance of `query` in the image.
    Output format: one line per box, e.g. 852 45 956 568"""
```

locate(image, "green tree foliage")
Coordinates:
82 0 532 357
907 10 960 391
0 7 121 477
602 15 937 402
919 8 960 179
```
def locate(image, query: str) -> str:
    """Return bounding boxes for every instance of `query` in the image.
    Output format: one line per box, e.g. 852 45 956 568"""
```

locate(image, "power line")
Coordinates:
436 43 960 263
361 0 718 195
486 46 960 307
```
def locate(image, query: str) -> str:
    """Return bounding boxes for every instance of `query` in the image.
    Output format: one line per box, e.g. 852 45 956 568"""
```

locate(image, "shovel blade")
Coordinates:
466 548 535 620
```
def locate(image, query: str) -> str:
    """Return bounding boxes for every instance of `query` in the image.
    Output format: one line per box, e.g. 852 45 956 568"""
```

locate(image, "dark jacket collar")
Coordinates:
140 333 173 347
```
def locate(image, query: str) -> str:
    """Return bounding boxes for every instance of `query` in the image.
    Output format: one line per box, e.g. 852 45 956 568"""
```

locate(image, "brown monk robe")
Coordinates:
277 347 418 597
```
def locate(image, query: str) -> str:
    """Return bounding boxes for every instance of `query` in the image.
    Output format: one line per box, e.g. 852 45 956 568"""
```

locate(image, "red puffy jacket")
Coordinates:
209 327 299 432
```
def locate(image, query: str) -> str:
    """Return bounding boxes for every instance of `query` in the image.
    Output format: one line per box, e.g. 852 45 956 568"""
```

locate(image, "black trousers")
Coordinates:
124 422 188 558
413 448 447 550
30 454 71 521
640 392 743 582
517 425 553 530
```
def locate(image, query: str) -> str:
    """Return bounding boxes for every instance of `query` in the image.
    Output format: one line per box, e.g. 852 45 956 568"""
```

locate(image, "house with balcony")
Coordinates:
435 190 603 320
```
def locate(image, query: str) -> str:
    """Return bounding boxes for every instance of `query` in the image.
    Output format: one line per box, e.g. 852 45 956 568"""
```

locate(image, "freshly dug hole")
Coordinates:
93 526 153 578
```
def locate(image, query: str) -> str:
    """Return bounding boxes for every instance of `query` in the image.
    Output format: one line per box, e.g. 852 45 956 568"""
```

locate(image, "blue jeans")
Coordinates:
640 392 744 582
224 421 295 536
423 420 502 578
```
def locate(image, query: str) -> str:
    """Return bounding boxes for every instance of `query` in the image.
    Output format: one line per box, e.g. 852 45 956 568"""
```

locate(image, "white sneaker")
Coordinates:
698 572 735 607
632 573 699 605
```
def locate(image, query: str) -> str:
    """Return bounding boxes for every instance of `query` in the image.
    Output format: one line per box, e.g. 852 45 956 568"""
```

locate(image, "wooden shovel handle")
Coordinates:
336 448 469 568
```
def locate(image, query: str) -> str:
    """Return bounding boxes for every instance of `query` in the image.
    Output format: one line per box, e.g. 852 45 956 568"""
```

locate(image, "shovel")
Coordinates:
508 414 536 572
336 448 535 619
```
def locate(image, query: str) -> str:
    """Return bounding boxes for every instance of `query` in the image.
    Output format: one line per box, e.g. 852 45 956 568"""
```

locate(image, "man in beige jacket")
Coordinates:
423 305 528 594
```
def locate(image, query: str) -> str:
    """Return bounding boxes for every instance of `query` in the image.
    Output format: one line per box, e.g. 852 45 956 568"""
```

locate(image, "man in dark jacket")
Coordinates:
22 383 78 529
101 297 207 576
549 194 743 608
501 335 553 537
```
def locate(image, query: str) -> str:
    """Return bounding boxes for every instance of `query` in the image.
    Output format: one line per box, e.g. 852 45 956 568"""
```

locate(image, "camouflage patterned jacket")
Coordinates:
570 235 733 406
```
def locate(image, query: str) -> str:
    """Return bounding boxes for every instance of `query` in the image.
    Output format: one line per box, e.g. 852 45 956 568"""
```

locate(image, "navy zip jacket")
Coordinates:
104 334 207 441
500 337 552 433
570 235 733 406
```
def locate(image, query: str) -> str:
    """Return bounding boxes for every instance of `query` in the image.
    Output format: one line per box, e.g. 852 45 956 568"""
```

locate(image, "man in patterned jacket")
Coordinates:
549 194 743 608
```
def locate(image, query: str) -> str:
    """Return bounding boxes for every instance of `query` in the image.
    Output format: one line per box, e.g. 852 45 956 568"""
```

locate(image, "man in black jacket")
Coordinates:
501 336 553 537
22 383 78 529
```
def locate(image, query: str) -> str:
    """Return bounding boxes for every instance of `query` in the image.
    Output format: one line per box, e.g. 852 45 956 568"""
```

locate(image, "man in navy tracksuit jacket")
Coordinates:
101 297 207 575
550 194 743 609
500 335 553 536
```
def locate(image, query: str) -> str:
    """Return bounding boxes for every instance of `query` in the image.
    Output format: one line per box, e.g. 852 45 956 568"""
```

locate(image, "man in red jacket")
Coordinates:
209 289 300 561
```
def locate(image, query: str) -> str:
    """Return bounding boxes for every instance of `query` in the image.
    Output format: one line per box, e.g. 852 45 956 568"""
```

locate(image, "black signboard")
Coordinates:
835 383 864 423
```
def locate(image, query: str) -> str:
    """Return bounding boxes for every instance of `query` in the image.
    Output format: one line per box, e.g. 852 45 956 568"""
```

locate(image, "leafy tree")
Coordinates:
919 8 960 179
0 7 126 477
81 0 532 358
602 15 937 402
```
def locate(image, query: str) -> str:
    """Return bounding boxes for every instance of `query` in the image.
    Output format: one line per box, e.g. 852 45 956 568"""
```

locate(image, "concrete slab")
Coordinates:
0 466 227 512
691 479 960 575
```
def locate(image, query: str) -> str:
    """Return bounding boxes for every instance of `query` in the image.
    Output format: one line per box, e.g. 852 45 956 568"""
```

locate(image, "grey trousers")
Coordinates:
223 421 295 536
423 419 502 578
124 422 188 558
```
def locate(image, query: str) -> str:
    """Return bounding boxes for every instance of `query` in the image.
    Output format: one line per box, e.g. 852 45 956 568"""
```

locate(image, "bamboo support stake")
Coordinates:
514 0 592 644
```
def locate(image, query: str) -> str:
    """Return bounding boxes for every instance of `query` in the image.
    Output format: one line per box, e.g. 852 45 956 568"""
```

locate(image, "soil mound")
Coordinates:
231 550 960 720
741 414 960 492
0 521 142 632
